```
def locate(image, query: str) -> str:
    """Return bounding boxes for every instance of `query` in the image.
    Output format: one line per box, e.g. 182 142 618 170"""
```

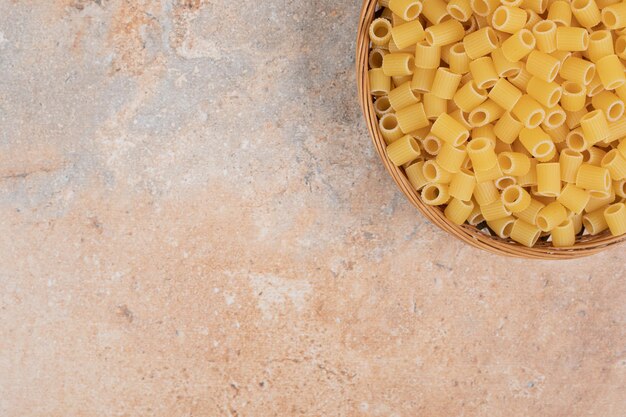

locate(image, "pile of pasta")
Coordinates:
368 0 626 247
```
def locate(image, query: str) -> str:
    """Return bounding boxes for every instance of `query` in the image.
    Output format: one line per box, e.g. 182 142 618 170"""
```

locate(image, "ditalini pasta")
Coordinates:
367 0 626 246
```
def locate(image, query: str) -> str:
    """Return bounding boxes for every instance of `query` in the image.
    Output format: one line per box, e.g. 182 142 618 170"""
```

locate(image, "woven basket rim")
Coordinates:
356 0 626 259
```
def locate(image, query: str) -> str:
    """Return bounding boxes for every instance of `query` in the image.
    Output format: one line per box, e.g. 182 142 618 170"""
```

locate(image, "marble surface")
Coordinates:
0 1 624 416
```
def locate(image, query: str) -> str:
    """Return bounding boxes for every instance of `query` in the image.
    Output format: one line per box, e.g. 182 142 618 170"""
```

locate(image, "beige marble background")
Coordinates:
0 1 624 416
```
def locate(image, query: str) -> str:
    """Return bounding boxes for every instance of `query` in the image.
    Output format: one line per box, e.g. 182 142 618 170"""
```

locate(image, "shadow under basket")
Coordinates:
356 0 625 259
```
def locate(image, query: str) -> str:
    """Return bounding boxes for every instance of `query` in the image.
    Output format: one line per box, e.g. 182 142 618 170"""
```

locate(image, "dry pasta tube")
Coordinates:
448 43 471 74
586 73 604 97
512 95 545 128
514 198 544 224
423 93 448 120
502 185 532 212
423 160 454 184
463 27 500 59
383 53 415 77
445 198 475 225
596 55 626 90
379 113 404 144
425 19 466 46
558 183 591 214
491 47 523 77
559 57 595 87
510 219 542 246
411 68 437 93
431 113 470 147
471 0 500 16
527 77 563 108
481 200 512 221
467 201 486 225
422 134 443 155
392 75 413 88
388 81 420 111
570 0 602 28
450 169 477 201
619 139 626 159
616 36 626 60
405 161 428 190
388 0 422 21
570 211 584 234
551 219 576 247
474 162 504 183
436 143 467 174
491 6 527 34
536 162 562 197
614 179 626 198
494 112 524 144
548 1 572 26
526 51 561 83
520 127 555 159
582 207 609 234
591 91 624 122
396 103 430 134
472 124 497 144
532 20 557 53
495 175 516 190
601 3 626 29
369 48 388 70
585 188 615 212
488 78 522 111
453 81 488 113
501 29 536 61
587 30 614 62
431 68 463 100
467 137 498 170
576 163 611 194
560 149 584 183
414 41 441 69
498 152 531 176
583 147 606 166
580 110 610 145
474 180 500 205
391 20 425 50
604 203 626 235
421 183 451 205
487 216 516 238
556 27 589 52
369 69 391 97
508 67 533 91
387 135 421 166
469 99 505 127
601 149 626 180
537 202 568 231
543 105 567 129
469 57 499 89
447 0 473 21
545 123 569 144
422 0 450 24
374 96 393 117
369 18 393 47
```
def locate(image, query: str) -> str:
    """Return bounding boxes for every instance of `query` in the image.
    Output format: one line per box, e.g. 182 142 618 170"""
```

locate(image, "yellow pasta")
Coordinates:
474 180 500 205
392 75 413 87
469 56 499 89
473 124 497 144
591 91 624 122
481 199 513 221
510 218 542 246
423 160 454 184
495 175 517 190
570 0 602 28
471 0 501 16
560 149 584 183
527 77 563 109
487 216 516 238
585 189 615 211
615 35 626 59
583 146 606 166
388 0 423 21
614 178 626 198
391 20 425 50
421 183 451 205
425 19 466 46
491 6 527 34
453 81 488 112
387 135 422 166
536 162 562 196
379 113 405 144
467 200 486 224
527 51 561 83
488 78 522 111
536 201 568 231
405 161 429 190
369 47 388 69
467 137 498 170
411 67 437 92
499 152 531 176
595 54 626 90
556 27 590 51
558 183 591 214
532 20 558 53
431 113 471 146
548 1 572 26
580 109 610 145
450 169 477 200
448 43 471 74
423 93 448 119
619 139 626 158
560 82 587 113
512 95 546 128
388 81 420 111
514 197 544 223
422 134 443 155
601 3 626 29
445 198 476 224
501 29 536 61
494 111 524 144
369 18 393 46
502 184 532 212
587 30 614 63
469 99 505 127
491 47 523 77
436 143 468 173
566 128 591 151
383 53 415 77
543 105 567 129
369 68 392 97
463 27 500 59
415 41 441 69
582 207 609 234
474 161 504 182
586 73 604 97
448 0 474 21
374 96 393 117
551 218 576 246
576 163 611 195
604 203 626 235
389 36 415 53
431 68 463 99
601 149 626 180
396 103 430 133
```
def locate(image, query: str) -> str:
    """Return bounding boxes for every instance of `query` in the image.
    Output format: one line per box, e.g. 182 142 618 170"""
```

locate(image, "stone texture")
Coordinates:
0 1 624 416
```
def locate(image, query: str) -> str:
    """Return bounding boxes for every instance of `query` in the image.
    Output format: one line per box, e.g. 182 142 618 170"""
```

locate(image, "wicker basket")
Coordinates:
356 0 626 259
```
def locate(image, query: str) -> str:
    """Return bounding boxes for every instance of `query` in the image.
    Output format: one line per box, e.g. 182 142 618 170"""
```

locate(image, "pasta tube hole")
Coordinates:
370 50 385 68
547 111 566 127
520 30 535 48
605 204 622 215
536 216 549 231
492 8 508 29
608 101 624 120
373 23 390 38
534 20 555 33
616 36 626 55
572 0 591 11
471 0 490 16
448 5 468 21
423 184 442 200
406 3 422 20
502 185 523 204
496 176 516 189
381 114 398 130
374 97 392 114
528 110 545 128
564 81 584 95
469 110 488 126
467 137 492 153
602 9 618 28
534 142 553 157
423 136 442 155
423 162 438 181
548 90 561 107
498 154 513 171
566 130 587 151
